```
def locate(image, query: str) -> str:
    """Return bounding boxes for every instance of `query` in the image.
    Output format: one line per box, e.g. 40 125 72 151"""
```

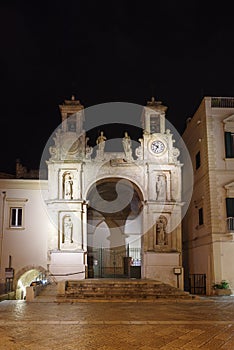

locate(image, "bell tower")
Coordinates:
46 95 89 281
48 95 91 162
59 95 84 133
137 97 179 163
142 97 167 134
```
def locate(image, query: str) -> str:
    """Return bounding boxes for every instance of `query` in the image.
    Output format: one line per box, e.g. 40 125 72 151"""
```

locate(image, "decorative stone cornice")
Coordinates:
225 181 234 197
223 114 234 132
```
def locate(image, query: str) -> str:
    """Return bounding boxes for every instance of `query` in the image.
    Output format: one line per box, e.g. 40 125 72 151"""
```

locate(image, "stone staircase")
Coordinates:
34 282 58 302
56 279 198 302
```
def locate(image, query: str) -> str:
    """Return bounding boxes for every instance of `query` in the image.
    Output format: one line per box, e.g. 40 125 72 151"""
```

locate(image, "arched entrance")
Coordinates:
86 177 143 278
14 266 47 299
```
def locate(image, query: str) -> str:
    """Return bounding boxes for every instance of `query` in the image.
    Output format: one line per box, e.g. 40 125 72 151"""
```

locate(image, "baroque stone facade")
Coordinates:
45 96 184 288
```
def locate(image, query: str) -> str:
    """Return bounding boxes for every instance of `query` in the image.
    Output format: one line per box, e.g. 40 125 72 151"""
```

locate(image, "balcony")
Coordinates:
211 97 234 108
227 217 234 233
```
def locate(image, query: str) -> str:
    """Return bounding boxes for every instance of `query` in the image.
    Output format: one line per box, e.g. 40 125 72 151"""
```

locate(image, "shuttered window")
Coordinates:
10 207 23 227
225 132 234 158
226 198 234 217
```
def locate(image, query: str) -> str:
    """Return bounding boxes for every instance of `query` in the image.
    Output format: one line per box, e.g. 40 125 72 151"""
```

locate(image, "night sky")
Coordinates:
1 1 234 174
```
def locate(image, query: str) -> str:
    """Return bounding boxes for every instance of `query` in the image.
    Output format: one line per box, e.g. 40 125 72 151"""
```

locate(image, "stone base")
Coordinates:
49 251 86 282
214 288 232 296
143 252 183 289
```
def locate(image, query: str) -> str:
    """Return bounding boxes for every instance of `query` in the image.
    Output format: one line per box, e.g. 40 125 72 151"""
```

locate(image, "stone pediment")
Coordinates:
223 115 234 132
225 181 234 197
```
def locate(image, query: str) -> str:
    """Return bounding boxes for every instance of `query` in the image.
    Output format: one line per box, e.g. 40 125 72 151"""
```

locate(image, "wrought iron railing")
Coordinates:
129 248 141 266
189 274 206 295
87 246 142 278
211 97 234 108
227 217 234 232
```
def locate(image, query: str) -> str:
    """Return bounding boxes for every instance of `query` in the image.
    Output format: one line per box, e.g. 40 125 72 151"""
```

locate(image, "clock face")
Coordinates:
151 140 165 154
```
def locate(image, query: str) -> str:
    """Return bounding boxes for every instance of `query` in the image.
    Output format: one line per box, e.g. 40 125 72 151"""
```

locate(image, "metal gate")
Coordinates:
189 274 206 295
88 247 141 279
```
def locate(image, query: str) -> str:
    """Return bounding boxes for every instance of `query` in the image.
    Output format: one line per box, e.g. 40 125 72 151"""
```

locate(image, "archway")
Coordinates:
14 266 47 299
86 177 143 278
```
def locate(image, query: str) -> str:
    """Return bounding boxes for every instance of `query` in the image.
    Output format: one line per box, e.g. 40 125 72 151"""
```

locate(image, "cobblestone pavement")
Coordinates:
0 296 234 349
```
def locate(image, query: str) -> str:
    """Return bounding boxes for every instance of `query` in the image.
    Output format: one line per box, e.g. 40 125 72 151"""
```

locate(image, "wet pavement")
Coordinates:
0 294 234 349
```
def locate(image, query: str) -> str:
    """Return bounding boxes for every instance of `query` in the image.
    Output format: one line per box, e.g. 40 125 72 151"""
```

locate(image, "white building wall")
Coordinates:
0 180 49 287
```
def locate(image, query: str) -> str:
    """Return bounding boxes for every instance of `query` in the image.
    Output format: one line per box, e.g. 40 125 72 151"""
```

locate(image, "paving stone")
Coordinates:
0 296 234 349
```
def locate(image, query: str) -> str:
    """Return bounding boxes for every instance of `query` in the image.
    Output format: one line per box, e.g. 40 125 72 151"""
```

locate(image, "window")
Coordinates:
6 198 27 230
198 207 204 226
67 115 76 132
195 151 201 169
226 198 234 232
225 132 234 158
10 207 23 227
226 198 234 217
150 114 160 133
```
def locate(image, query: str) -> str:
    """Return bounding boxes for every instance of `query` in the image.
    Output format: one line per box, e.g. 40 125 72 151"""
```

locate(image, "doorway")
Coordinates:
87 177 143 278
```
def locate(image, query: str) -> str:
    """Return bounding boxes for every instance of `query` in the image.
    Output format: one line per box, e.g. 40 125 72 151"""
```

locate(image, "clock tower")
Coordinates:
135 97 182 262
136 97 180 163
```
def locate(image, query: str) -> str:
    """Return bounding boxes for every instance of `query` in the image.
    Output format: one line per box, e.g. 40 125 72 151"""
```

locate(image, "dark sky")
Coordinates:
1 1 234 174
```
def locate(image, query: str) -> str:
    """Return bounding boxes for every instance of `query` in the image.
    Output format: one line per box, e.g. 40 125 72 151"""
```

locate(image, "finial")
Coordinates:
63 95 82 106
146 96 168 112
147 96 159 106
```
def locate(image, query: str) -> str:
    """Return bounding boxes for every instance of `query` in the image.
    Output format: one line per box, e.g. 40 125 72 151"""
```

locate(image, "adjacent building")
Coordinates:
182 97 234 295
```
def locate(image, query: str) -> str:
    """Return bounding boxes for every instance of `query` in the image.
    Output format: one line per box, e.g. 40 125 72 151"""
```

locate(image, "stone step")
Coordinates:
66 287 189 295
57 279 197 302
65 292 190 298
38 283 57 295
34 282 58 302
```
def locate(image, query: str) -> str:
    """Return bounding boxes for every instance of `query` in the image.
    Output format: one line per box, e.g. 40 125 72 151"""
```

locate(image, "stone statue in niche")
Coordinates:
156 216 167 246
62 216 73 244
155 174 166 201
63 173 73 199
122 132 133 161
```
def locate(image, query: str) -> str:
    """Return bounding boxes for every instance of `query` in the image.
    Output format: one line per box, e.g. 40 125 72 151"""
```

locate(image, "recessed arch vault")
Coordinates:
86 177 143 278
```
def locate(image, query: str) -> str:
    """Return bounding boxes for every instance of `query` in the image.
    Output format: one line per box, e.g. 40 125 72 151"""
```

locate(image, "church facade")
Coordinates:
0 97 185 298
